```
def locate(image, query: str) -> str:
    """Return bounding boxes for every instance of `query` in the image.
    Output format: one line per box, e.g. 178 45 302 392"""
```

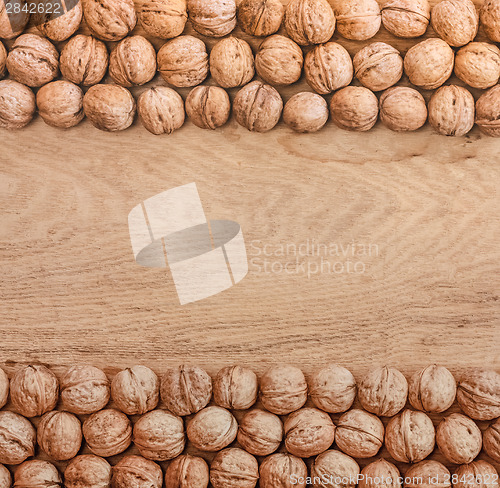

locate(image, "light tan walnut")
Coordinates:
14 460 61 488
476 85 500 137
165 454 209 488
359 459 401 488
404 461 451 488
0 411 36 465
334 0 381 40
381 0 431 38
213 365 258 410
0 368 7 409
0 41 5 79
309 364 356 413
481 0 500 42
237 409 283 457
455 42 500 89
0 79 35 130
484 418 500 463
138 0 187 39
210 448 259 488
82 0 136 41
453 461 499 488
38 411 82 461
379 87 427 132
259 453 308 488
431 0 478 47
210 36 254 88
283 92 329 133
310 450 360 488
187 0 237 37
238 0 284 36
185 85 230 130
64 455 112 488
111 456 162 488
330 86 379 132
0 465 11 488
35 0 83 41
0 1 30 39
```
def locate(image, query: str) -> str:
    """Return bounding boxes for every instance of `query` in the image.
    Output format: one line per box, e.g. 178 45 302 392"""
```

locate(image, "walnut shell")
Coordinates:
335 409 384 459
109 36 157 87
6 34 59 87
210 36 254 88
82 0 136 41
83 409 132 457
0 368 7 409
359 459 402 488
334 0 381 40
38 411 82 461
185 85 230 130
358 366 408 416
354 42 403 91
431 0 478 47
138 0 187 39
404 461 451 488
187 406 238 452
237 409 283 456
0 1 30 39
14 460 61 488
305 42 353 95
310 450 360 488
160 365 212 416
157 36 209 88
165 454 209 488
0 411 36 465
455 42 500 89
64 455 112 488
379 87 427 132
476 85 500 137
0 465 11 488
137 86 184 135
484 418 500 463
381 0 431 38
187 0 237 37
481 0 500 42
0 41 5 79
408 365 457 413
233 80 283 132
0 80 35 129
436 413 482 464
283 92 329 133
403 38 454 90
111 456 162 488
35 0 83 41
453 461 499 488
213 365 258 410
309 364 356 413
238 0 284 36
330 86 379 132
259 453 308 488
259 364 307 415
210 448 259 488
284 0 335 46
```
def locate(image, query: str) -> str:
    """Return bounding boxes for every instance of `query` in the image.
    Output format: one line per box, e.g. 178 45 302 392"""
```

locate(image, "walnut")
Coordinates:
0 465 11 488
359 459 402 488
138 0 188 39
309 364 356 413
60 365 110 414
82 0 136 41
238 0 284 36
137 86 184 135
283 92 329 133
14 460 61 488
210 448 259 488
111 456 162 488
210 36 254 88
84 85 136 132
379 87 427 132
453 461 499 488
408 365 457 413
354 42 403 91
259 453 308 488
431 0 478 47
436 413 482 464
481 0 500 42
255 35 303 86
64 455 112 488
335 409 384 459
213 365 258 410
476 85 500 137
381 0 431 38
304 42 353 95
358 366 408 416
483 418 500 463
185 85 231 130
160 365 212 416
403 38 454 90
83 409 132 457
0 368 7 409
0 411 35 465
0 1 30 39
284 0 335 45
187 406 237 452
187 0 237 37
404 461 451 488
310 450 360 488
334 0 381 40
455 42 500 89
157 36 209 87
35 0 83 41
0 41 5 79
330 86 379 132
6 34 59 88
38 411 82 461
237 409 283 456
0 80 35 129
109 36 157 87
165 455 209 488
233 80 283 132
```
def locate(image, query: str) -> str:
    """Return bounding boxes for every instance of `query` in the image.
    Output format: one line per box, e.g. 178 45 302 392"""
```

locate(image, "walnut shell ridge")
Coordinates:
82 0 136 41
381 0 431 38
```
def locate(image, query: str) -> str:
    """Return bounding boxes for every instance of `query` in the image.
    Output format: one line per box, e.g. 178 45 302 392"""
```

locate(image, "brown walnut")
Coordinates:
0 411 36 465
237 409 283 457
37 411 82 461
185 86 231 130
35 0 83 41
210 448 259 488
0 41 5 79
379 87 427 132
330 86 379 132
453 461 499 488
283 92 329 133
0 1 30 39
481 0 500 42
0 80 35 130
165 454 209 488
0 368 7 409
455 42 500 89
14 460 61 488
483 418 500 463
111 456 162 488
359 459 402 488
309 364 356 413
404 461 451 488
82 0 136 41
381 0 431 38
138 0 187 39
187 0 237 37
476 85 500 137
238 0 284 36
64 455 112 488
310 450 360 488
334 0 381 40
259 453 308 488
213 365 258 410
0 465 11 488
431 0 478 47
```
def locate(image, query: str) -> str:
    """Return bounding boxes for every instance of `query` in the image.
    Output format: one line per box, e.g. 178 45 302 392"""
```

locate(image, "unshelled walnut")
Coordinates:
335 409 384 459
11 365 59 418
259 453 308 488
484 418 500 462
160 365 212 416
83 409 132 457
379 87 427 132
0 368 9 409
330 86 379 132
0 411 35 465
210 36 254 88
237 409 283 456
283 92 329 133
210 448 259 488
381 0 431 38
305 42 353 95
255 35 303 86
481 0 500 42
6 34 59 88
38 411 82 461
359 459 402 488
138 0 188 39
404 38 454 90
109 36 157 87
453 461 499 488
84 85 136 132
187 406 237 452
431 0 478 47
187 0 237 37
309 364 356 413
408 365 457 413
213 365 258 410
35 1 83 41
334 0 381 40
285 407 335 458
111 456 162 488
238 0 284 36
354 42 403 91
436 413 482 464
0 41 5 79
64 455 112 488
284 0 335 45
455 43 500 89
165 455 209 488
0 1 29 39
14 460 61 488
0 465 10 488
61 365 110 414
138 87 184 135
404 461 451 488
310 450 360 488
157 36 209 88
358 366 408 416
233 81 283 132
476 85 500 137
82 0 136 41
185 86 230 130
